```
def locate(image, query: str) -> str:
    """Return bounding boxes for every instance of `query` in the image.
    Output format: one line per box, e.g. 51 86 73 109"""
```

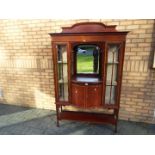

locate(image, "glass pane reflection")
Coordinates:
57 45 68 101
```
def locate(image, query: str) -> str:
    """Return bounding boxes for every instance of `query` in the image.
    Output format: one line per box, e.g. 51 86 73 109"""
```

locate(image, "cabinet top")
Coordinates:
49 22 129 36
72 76 102 84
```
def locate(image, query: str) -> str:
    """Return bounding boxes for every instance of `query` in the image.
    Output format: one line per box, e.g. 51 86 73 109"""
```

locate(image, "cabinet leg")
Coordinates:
60 105 63 112
57 120 60 127
114 124 117 133
56 105 60 127
114 109 119 133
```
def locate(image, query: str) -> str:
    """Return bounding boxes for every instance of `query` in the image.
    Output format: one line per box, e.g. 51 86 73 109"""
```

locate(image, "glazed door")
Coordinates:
53 43 70 103
104 43 124 108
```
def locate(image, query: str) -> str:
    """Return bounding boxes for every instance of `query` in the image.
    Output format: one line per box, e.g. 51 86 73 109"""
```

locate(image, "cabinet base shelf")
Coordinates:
59 111 117 126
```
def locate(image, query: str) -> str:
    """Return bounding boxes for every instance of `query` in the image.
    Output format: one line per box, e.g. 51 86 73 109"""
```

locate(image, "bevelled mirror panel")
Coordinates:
74 44 100 74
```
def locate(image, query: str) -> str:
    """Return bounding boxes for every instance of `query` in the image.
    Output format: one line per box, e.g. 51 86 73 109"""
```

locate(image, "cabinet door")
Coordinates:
54 44 69 102
72 84 85 107
104 43 121 107
86 85 102 108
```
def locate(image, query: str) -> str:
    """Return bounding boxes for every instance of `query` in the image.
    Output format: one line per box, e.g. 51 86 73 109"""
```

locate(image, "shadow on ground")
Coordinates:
0 103 154 135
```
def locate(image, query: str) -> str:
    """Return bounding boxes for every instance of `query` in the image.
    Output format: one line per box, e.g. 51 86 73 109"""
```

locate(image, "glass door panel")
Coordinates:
105 43 120 105
108 45 119 63
57 44 68 101
106 64 118 85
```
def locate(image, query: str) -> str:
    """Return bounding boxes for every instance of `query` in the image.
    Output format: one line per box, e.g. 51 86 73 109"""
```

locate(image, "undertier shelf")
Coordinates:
59 111 117 125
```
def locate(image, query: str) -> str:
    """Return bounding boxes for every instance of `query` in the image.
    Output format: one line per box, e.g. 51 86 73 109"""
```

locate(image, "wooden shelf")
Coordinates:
59 97 68 102
106 81 117 86
58 61 67 64
59 111 117 125
107 62 119 64
72 76 102 84
58 79 68 83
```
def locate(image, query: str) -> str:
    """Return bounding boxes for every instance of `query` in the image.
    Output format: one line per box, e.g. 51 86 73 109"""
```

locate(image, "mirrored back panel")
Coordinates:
73 44 100 74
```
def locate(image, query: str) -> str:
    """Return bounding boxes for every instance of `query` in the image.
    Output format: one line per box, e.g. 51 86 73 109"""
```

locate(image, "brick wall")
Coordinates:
0 19 155 123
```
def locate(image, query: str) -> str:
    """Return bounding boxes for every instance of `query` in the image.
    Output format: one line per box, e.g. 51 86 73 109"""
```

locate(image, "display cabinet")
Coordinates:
49 22 128 132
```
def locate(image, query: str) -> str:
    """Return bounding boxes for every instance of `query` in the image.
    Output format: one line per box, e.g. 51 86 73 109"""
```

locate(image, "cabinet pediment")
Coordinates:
61 22 117 33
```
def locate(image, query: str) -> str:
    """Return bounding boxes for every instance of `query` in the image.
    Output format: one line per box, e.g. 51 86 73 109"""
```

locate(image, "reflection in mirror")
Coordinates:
74 45 100 74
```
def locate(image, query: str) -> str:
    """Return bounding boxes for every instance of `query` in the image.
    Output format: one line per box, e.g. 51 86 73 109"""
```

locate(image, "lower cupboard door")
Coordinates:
72 84 85 107
86 85 102 108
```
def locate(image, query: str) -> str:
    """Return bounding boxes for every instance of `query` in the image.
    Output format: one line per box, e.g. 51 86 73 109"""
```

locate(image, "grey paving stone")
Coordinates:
22 115 56 130
90 124 114 135
10 126 43 135
0 103 155 135
0 104 30 116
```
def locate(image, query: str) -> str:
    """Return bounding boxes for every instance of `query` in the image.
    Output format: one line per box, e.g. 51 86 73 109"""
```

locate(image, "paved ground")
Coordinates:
0 103 154 135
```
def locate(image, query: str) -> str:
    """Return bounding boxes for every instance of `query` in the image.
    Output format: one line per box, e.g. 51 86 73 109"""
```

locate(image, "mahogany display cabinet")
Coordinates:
49 22 128 132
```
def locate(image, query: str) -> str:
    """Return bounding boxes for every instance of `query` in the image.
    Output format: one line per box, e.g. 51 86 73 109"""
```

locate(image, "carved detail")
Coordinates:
62 22 117 33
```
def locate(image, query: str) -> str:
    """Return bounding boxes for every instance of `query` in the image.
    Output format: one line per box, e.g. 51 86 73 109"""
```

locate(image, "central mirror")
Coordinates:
74 44 100 74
